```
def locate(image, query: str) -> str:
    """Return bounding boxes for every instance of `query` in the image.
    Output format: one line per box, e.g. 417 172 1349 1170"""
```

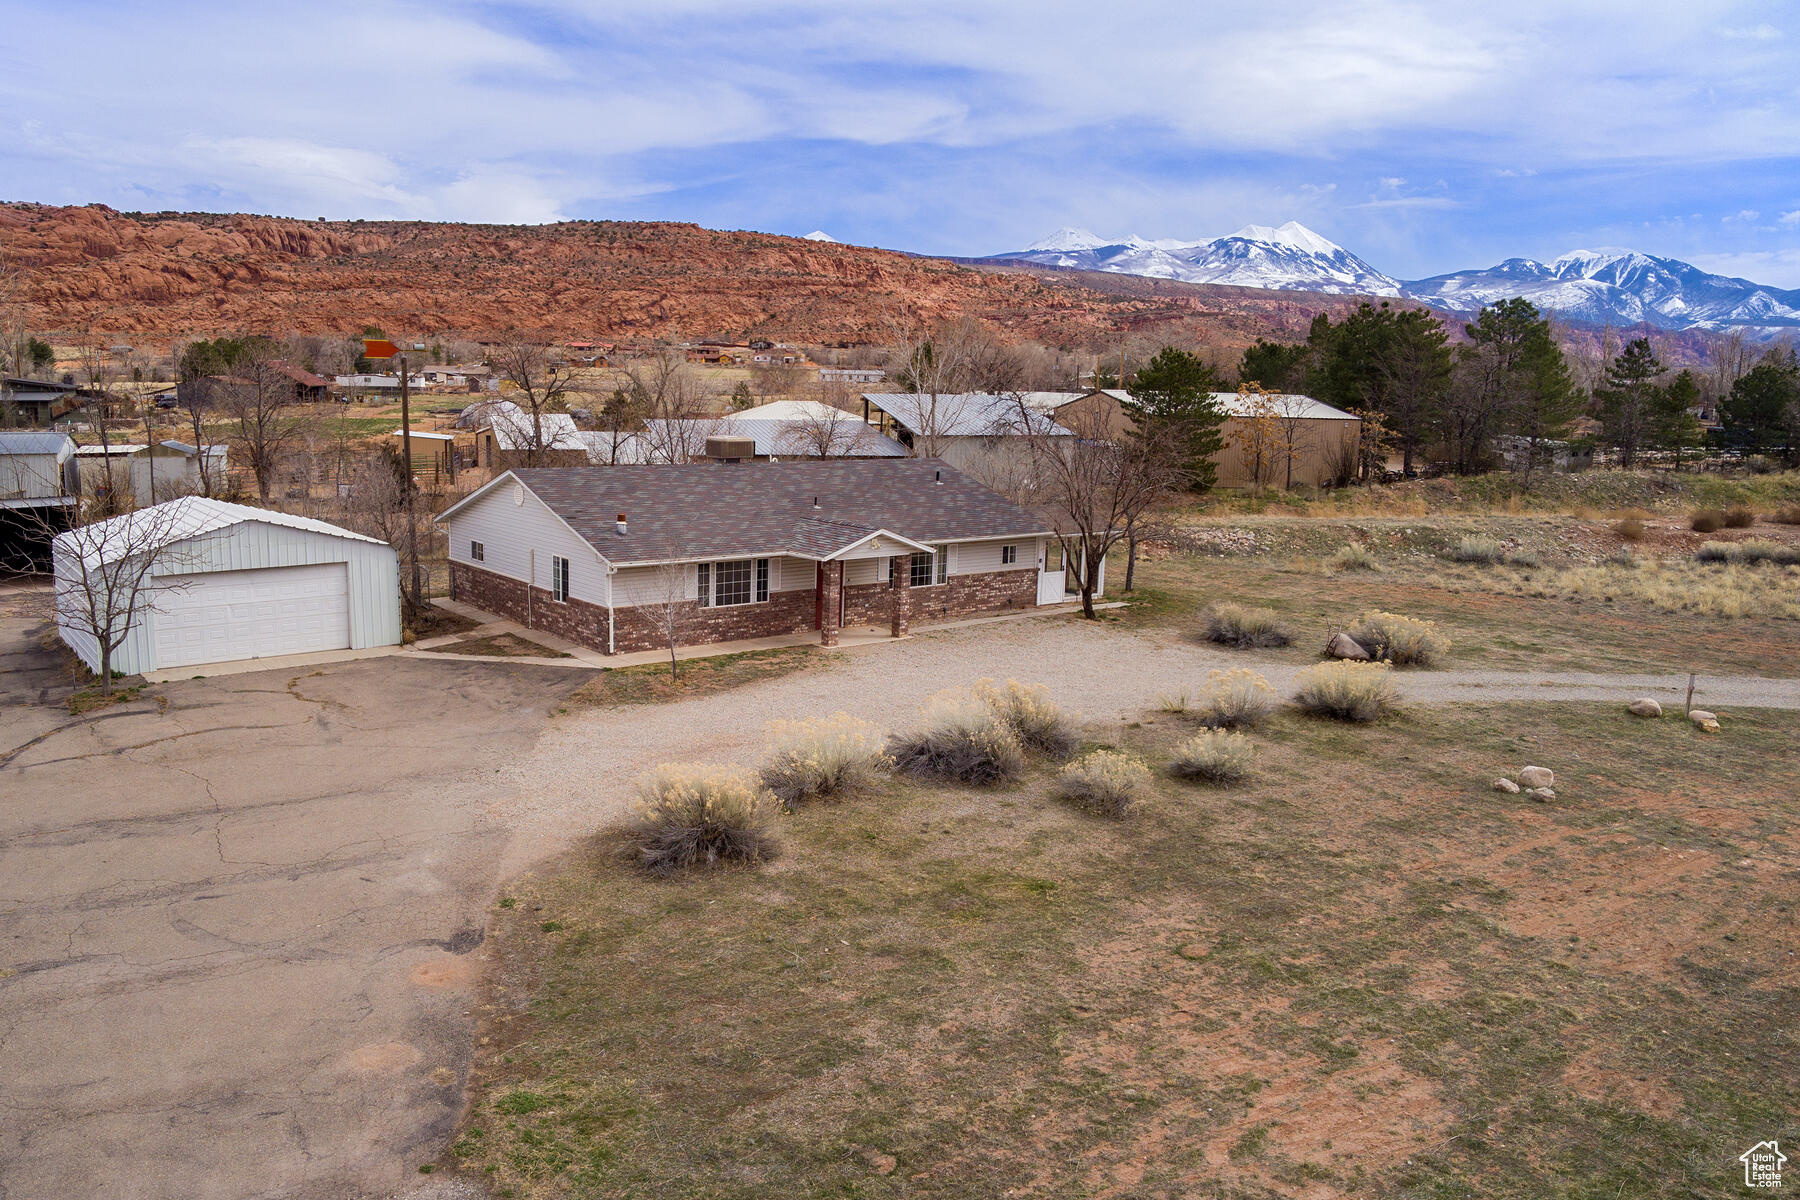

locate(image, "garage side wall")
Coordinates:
143 525 402 667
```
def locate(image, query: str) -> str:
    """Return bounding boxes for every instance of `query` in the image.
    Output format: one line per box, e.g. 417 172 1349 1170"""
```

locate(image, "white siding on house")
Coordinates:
844 557 891 587
772 555 811 592
611 563 695 607
57 519 400 676
445 481 612 606
947 537 1031 576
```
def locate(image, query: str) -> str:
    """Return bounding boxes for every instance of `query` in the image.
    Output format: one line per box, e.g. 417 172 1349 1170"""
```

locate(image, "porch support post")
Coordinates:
889 554 911 638
819 560 843 647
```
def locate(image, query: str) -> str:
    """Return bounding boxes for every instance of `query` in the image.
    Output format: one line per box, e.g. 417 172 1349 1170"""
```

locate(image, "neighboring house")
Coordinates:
1496 435 1593 474
389 429 458 479
0 430 80 571
75 441 227 505
467 399 590 468
860 392 1072 482
819 367 885 384
437 458 1086 656
3 377 92 428
639 401 909 462
268 360 331 403
1026 389 1362 489
54 496 401 675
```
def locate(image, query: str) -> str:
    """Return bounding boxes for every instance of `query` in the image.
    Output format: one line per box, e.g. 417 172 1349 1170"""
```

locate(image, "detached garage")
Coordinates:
55 497 401 676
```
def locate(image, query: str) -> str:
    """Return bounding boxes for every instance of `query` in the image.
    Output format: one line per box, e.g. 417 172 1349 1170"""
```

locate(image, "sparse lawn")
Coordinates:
1117 515 1800 675
564 645 823 709
452 702 1800 1198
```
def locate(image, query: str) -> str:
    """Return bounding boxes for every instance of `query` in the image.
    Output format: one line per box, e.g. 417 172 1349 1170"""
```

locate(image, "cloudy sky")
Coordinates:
5 0 1799 283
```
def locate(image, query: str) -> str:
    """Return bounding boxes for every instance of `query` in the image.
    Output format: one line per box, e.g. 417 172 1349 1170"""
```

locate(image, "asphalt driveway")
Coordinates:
0 584 589 1200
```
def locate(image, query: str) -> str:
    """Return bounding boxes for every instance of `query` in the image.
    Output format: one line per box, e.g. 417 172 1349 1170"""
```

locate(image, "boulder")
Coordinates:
1525 787 1557 802
1493 777 1521 794
1627 698 1662 718
1327 632 1371 661
1693 715 1722 733
1688 709 1718 724
1518 765 1555 789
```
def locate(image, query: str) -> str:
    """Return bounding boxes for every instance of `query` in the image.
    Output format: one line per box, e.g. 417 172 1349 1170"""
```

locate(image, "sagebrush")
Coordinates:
1203 602 1294 648
1696 540 1800 566
1327 543 1379 572
1056 750 1152 818
759 713 889 806
1445 535 1506 565
1293 661 1398 723
1169 729 1255 784
974 678 1079 758
1193 667 1275 729
622 765 777 877
888 693 1026 786
1345 610 1449 667
1691 510 1724 533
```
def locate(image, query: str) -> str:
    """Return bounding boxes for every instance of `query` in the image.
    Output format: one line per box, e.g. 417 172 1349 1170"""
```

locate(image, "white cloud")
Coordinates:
1686 249 1800 289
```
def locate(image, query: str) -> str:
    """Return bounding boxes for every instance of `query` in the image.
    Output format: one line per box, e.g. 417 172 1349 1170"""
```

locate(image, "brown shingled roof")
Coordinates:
488 458 1049 565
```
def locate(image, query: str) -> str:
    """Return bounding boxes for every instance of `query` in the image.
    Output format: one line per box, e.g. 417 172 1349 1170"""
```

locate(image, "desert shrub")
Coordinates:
1723 506 1756 529
759 713 889 806
1344 610 1449 667
1202 602 1294 648
888 693 1026 786
622 765 777 877
1194 667 1275 729
1293 661 1398 723
1691 510 1724 533
1055 750 1152 817
1327 543 1379 572
1444 535 1505 565
1612 517 1646 543
1771 505 1800 526
1506 548 1543 569
974 678 1079 759
1156 691 1192 715
1169 729 1255 784
1697 539 1800 566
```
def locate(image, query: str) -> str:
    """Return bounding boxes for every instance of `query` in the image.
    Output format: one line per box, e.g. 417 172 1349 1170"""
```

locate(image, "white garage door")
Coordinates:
153 562 352 669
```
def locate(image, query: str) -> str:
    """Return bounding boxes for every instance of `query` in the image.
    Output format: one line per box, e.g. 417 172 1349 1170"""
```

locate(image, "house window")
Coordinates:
1001 544 1017 565
470 540 485 562
756 557 770 602
714 559 753 606
551 555 569 602
697 562 710 607
910 547 946 587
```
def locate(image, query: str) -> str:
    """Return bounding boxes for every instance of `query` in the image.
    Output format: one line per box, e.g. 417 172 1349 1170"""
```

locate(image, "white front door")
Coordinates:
153 563 352 668
1036 540 1066 605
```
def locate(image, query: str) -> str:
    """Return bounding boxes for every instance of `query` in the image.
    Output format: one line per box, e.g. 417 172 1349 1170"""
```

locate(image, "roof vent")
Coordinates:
812 495 820 509
615 512 627 536
934 469 943 485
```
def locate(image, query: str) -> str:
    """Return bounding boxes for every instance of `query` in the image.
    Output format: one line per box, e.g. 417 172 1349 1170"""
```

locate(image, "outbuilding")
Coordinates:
54 496 401 675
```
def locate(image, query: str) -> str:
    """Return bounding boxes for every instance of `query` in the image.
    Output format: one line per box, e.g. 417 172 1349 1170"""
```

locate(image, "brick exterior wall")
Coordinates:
451 560 1040 655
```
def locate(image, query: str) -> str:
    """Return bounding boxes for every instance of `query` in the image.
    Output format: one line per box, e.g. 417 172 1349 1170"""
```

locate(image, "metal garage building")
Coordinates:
55 497 401 675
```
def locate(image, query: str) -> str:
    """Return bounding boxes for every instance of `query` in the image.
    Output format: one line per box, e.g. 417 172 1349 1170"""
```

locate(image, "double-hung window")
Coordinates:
1001 544 1017 565
551 555 570 602
697 557 770 607
910 546 946 587
470 540 485 562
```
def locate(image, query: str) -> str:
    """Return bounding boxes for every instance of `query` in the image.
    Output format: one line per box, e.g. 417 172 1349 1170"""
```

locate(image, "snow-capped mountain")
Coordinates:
987 221 1403 297
1404 250 1800 330
985 224 1800 331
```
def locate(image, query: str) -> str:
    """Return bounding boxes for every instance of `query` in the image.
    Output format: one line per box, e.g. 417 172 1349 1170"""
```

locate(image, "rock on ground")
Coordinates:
1328 632 1371 661
1628 698 1663 718
1493 777 1521 794
1518 765 1555 788
1525 787 1557 802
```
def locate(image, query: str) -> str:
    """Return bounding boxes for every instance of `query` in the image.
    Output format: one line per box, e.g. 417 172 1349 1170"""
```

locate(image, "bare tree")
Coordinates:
74 334 128 512
787 403 865 457
1013 398 1181 618
750 361 810 403
51 499 199 696
1270 392 1316 490
622 347 713 463
0 253 33 426
1229 383 1282 493
488 334 585 466
885 318 1021 457
222 349 310 502
643 547 701 679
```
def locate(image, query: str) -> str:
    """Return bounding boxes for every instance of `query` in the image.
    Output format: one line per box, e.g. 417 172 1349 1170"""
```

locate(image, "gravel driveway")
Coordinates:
494 614 1800 858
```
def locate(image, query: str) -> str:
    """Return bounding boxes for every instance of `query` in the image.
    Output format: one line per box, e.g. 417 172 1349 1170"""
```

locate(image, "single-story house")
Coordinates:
1026 389 1362 489
437 458 1091 655
860 392 1072 484
634 401 909 462
468 399 590 468
819 368 885 383
54 496 401 675
3 377 98 428
1 430 80 571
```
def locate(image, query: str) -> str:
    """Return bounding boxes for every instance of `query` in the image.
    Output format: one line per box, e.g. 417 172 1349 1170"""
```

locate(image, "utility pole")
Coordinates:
364 337 421 619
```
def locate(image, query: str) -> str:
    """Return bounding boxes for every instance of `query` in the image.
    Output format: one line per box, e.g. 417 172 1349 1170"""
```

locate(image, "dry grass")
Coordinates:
1612 517 1647 543
974 678 1080 759
1690 510 1725 533
617 765 778 877
1055 749 1152 817
1723 506 1757 529
1202 602 1294 648
1444 535 1507 564
1497 558 1800 619
888 692 1026 786
1327 543 1380 571
1192 667 1276 729
1345 610 1450 667
1168 728 1255 783
457 703 1800 1199
567 646 819 709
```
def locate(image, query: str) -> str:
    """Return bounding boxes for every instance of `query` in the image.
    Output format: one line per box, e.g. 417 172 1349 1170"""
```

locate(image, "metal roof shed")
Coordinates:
54 497 401 676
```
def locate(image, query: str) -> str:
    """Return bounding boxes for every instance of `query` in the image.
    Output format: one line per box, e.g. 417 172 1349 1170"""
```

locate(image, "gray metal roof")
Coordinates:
0 431 75 456
458 458 1049 566
862 393 1073 439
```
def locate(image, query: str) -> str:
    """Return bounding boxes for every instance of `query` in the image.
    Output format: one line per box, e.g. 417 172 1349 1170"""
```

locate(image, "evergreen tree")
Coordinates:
1126 347 1227 490
1596 337 1664 467
1452 298 1573 477
1238 339 1309 393
1305 303 1451 475
1722 349 1800 463
1656 369 1704 468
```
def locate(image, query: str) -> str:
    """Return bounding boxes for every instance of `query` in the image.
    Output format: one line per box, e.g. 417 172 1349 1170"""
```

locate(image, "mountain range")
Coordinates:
984 223 1800 333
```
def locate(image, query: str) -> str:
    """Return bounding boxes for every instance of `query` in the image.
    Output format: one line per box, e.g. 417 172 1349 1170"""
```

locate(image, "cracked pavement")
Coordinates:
0 584 590 1199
